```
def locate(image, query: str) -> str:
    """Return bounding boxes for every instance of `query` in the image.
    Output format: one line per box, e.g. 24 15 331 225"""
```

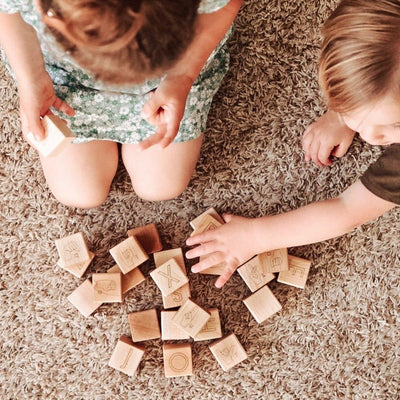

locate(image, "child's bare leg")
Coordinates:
121 134 203 201
39 140 119 208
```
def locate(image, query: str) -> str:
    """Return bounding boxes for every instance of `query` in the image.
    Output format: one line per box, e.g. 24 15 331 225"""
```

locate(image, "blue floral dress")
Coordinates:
0 0 231 143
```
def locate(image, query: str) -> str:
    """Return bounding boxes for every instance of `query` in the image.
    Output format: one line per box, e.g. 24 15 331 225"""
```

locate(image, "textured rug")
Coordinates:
1 0 399 399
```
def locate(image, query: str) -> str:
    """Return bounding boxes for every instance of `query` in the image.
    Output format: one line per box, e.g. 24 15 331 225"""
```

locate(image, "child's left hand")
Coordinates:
140 75 193 149
186 214 259 288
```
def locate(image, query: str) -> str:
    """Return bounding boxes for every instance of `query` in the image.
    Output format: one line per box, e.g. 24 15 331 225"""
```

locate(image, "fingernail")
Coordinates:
191 267 197 273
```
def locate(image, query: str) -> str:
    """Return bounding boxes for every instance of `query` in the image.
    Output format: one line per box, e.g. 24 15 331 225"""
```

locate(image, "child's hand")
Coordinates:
19 71 75 141
186 214 258 288
140 75 193 150
302 110 355 167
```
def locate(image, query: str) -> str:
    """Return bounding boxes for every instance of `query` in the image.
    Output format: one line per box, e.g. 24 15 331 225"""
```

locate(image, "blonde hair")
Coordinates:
319 0 400 113
41 0 200 85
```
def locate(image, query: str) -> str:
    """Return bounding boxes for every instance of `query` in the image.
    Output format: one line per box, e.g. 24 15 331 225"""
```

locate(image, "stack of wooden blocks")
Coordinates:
55 208 311 378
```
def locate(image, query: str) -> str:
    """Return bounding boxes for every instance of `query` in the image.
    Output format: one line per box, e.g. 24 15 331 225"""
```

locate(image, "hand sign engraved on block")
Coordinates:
92 273 122 303
258 248 289 273
209 333 247 371
238 256 275 292
277 255 311 289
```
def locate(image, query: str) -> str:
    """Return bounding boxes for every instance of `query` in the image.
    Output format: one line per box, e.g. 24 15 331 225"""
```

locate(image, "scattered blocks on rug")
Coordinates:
277 255 311 289
67 279 102 317
150 258 189 297
57 251 95 279
163 343 193 378
127 223 163 254
92 272 122 303
172 298 211 338
161 311 191 341
258 248 289 273
238 256 275 292
243 285 282 323
108 335 145 376
107 265 145 295
128 309 161 342
26 115 75 158
110 236 149 274
190 207 224 229
193 308 222 342
209 333 247 371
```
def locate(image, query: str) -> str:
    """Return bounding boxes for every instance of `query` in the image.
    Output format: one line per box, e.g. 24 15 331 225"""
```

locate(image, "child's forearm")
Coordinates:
0 13 46 85
166 0 243 82
251 180 396 253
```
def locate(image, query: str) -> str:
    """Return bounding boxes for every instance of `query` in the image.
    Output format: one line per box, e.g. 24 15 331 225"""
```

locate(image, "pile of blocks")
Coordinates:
55 208 311 377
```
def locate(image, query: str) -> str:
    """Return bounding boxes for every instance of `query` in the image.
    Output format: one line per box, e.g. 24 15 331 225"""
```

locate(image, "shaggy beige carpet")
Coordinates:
1 0 399 399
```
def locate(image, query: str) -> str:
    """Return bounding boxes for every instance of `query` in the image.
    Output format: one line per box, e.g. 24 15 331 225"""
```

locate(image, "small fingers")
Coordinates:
318 144 333 166
215 262 238 288
139 131 165 150
186 242 217 260
191 252 225 273
52 97 75 116
186 230 216 247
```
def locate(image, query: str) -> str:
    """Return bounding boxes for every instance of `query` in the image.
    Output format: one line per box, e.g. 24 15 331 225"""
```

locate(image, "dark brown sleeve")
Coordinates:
360 144 400 205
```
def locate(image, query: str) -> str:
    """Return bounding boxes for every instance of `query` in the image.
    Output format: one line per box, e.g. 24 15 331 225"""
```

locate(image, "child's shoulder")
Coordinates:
0 0 32 14
198 0 231 14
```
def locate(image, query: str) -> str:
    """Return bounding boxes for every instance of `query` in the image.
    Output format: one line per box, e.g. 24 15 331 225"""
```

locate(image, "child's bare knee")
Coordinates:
133 181 188 202
51 188 109 209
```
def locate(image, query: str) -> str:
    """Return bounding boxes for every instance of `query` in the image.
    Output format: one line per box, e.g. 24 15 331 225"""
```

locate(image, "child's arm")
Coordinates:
0 12 74 140
302 110 356 166
140 0 243 149
186 180 396 287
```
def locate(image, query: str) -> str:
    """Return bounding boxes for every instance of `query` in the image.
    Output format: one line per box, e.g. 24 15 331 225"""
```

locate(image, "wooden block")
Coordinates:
67 279 102 317
55 232 91 268
238 256 275 292
150 258 189 297
258 248 289 273
108 335 145 376
110 236 149 274
191 214 222 237
193 308 222 341
209 333 247 371
57 251 95 278
163 343 193 377
26 115 75 157
127 223 162 254
161 311 191 340
277 255 311 289
172 298 211 337
243 285 282 323
162 283 191 309
190 207 224 229
92 273 122 303
108 265 145 294
153 248 185 272
128 309 160 342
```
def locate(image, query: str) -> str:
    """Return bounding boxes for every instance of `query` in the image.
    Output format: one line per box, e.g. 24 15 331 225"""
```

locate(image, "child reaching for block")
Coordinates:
0 0 242 208
186 0 400 288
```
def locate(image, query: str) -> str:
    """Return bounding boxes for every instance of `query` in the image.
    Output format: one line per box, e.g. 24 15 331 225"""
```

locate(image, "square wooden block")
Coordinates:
110 236 149 274
108 265 145 294
153 248 185 272
128 309 160 342
172 299 210 337
57 250 95 278
55 232 91 268
209 333 247 371
161 311 190 341
243 285 282 323
127 223 162 254
92 273 122 303
191 214 222 237
163 343 193 377
108 335 145 376
238 256 275 292
258 248 289 273
162 283 191 310
67 279 102 317
193 308 222 341
26 115 75 158
277 255 311 289
190 207 224 229
150 258 189 297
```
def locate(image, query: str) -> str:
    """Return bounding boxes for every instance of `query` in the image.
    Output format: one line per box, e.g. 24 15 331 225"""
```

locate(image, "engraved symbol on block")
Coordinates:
93 280 116 294
199 317 216 333
249 264 262 286
119 248 138 265
169 352 189 373
181 308 199 329
290 266 305 278
205 222 218 231
119 348 133 369
218 345 237 363
271 257 282 268
172 288 183 302
158 264 180 289
62 240 82 264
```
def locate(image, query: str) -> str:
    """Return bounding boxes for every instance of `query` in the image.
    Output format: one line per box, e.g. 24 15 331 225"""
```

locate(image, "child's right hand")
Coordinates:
18 71 75 141
302 110 355 167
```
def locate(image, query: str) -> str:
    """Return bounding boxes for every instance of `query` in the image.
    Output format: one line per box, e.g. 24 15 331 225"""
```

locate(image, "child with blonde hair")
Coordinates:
0 0 242 208
187 0 400 287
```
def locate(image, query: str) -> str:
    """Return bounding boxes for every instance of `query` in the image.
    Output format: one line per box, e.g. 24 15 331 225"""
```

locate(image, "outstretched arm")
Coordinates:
186 180 396 287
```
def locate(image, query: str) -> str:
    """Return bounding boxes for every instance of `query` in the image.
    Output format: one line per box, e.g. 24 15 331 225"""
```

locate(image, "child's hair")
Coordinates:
318 0 400 113
40 0 200 85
